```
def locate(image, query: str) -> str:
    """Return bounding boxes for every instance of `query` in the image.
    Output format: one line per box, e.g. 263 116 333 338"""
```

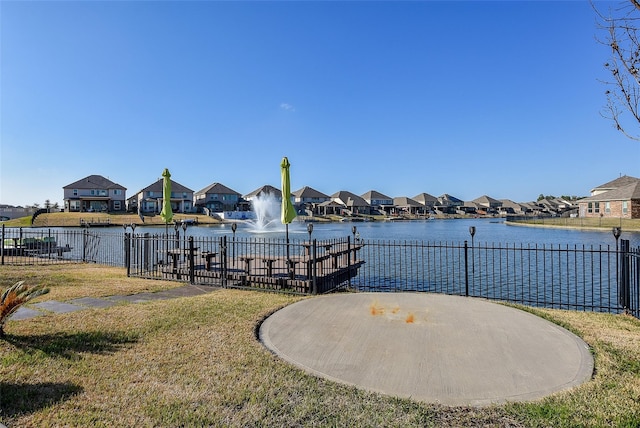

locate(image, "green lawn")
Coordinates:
1 265 640 427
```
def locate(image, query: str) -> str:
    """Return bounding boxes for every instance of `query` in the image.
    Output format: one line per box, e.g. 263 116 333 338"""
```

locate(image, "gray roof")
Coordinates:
472 195 501 205
195 182 240 196
361 190 393 201
244 185 282 199
64 175 126 191
499 199 527 210
138 179 193 194
393 196 421 207
292 186 330 199
412 193 438 204
438 194 463 204
591 175 640 194
579 181 640 202
331 191 370 207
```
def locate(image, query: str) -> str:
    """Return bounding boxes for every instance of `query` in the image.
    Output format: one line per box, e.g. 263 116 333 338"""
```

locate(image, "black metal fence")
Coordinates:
0 226 123 266
354 239 640 318
123 233 361 295
2 226 639 319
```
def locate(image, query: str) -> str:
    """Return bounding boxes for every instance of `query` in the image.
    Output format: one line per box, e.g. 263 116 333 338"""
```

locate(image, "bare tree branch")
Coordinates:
594 0 640 141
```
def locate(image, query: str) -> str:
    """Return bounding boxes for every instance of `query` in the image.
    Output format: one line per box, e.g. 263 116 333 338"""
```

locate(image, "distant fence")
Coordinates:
1 225 638 319
0 226 123 266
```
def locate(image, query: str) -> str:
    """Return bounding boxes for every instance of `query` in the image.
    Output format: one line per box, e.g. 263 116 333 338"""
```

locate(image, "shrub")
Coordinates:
0 281 50 337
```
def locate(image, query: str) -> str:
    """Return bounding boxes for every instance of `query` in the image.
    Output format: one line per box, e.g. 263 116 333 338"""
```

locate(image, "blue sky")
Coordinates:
1 1 639 207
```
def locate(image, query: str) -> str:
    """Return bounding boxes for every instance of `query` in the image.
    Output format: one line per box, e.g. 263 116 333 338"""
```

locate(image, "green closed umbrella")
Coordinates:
160 168 173 231
280 157 296 225
281 157 296 277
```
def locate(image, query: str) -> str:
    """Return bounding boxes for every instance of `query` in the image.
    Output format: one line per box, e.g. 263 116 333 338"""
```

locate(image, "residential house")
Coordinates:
194 182 241 213
63 175 126 212
393 197 422 216
331 191 371 215
578 176 640 219
589 175 639 196
435 194 464 214
317 200 344 216
471 195 502 214
243 185 282 202
458 202 478 215
292 186 331 215
413 193 438 213
361 190 394 215
128 178 194 215
520 202 545 216
498 199 529 215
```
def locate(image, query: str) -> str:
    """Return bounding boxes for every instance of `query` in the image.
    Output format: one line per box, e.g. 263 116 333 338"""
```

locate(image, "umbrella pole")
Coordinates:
286 224 291 279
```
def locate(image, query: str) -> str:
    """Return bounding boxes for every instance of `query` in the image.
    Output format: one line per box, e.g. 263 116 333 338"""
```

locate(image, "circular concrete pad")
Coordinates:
259 293 593 407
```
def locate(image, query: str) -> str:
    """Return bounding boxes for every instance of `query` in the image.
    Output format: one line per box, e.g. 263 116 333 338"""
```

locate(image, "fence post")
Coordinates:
620 239 631 312
143 233 150 272
347 236 352 289
464 240 469 297
1 224 4 265
188 236 195 285
221 236 227 288
124 233 131 277
312 239 317 295
83 229 88 262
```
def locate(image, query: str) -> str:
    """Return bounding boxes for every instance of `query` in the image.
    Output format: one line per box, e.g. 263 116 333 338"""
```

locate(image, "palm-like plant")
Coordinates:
0 281 50 337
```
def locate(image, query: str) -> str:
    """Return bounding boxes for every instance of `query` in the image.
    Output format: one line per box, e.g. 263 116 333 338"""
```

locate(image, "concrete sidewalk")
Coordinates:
8 284 218 321
259 292 594 407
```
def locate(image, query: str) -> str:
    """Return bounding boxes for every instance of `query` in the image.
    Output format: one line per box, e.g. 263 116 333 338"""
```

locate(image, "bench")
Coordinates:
200 251 217 270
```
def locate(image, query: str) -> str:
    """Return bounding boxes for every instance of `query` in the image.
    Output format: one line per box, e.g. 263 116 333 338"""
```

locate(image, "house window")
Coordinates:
113 201 121 210
594 202 600 214
623 201 628 215
587 202 593 213
73 189 78 196
605 202 611 214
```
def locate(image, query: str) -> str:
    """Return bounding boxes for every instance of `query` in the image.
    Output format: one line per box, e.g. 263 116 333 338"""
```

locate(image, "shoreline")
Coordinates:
3 212 640 233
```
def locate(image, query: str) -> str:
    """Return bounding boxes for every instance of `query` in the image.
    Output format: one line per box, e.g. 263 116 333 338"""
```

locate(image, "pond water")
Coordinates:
123 218 640 248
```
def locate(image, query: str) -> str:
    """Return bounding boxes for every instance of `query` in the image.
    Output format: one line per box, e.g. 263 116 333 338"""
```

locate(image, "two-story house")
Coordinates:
128 178 194 215
361 190 394 215
435 193 464 214
194 182 241 213
471 195 503 214
63 175 126 212
413 193 438 214
292 186 331 215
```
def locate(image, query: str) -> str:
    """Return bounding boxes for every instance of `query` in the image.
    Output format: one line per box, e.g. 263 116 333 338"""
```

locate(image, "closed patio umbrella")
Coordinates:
160 168 173 234
281 157 296 277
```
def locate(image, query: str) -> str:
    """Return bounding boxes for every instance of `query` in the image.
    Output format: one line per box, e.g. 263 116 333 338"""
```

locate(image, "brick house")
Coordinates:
577 175 640 219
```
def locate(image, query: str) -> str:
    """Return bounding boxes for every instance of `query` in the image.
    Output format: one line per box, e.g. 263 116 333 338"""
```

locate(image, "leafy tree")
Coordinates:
595 0 640 141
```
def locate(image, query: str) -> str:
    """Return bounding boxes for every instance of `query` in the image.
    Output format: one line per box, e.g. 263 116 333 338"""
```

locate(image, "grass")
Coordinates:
509 216 640 232
1 265 640 427
2 212 223 228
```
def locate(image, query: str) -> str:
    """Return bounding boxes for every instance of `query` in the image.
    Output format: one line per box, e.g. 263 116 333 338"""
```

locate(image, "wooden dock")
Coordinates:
158 243 365 294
